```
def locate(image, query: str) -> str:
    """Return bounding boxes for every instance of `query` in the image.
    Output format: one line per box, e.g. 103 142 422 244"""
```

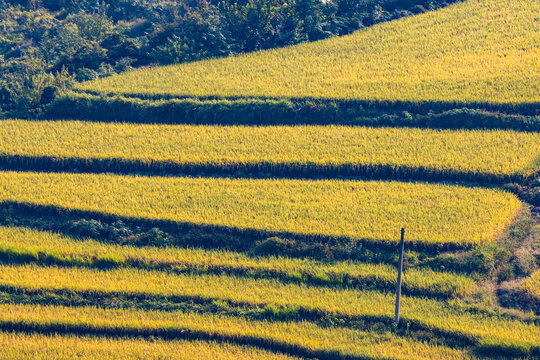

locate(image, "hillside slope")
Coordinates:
79 0 539 107
2 0 539 358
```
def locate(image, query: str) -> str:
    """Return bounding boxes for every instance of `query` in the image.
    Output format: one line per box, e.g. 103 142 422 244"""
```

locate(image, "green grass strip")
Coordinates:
48 92 540 130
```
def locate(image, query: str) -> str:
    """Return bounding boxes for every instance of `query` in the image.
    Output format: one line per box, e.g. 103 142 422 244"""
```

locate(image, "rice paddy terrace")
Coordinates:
1 0 539 358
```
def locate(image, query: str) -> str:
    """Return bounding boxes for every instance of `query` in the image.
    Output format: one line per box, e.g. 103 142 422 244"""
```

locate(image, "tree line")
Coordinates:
0 0 460 116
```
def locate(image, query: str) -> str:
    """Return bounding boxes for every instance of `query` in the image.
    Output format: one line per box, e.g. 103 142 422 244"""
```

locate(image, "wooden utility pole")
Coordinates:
394 227 405 327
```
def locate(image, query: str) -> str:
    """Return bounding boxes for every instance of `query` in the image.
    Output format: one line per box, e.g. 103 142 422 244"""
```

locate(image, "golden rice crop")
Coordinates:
0 332 298 360
0 226 475 297
2 120 539 180
0 171 522 246
520 270 540 301
0 263 537 348
78 0 540 105
0 303 517 360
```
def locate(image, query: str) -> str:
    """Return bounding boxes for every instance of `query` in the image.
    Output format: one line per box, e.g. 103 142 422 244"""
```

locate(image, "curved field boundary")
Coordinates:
0 302 485 360
0 200 408 263
0 263 537 351
77 0 540 114
4 284 535 348
3 120 538 185
0 308 535 359
0 320 358 360
1 155 537 186
0 284 475 348
0 200 477 254
0 172 522 249
47 92 540 131
0 248 467 300
0 230 472 300
0 331 302 360
74 90 540 116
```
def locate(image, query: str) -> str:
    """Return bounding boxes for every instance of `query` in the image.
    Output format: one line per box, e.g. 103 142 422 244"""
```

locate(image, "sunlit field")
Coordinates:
2 120 539 182
0 171 521 247
79 0 539 106
1 0 538 358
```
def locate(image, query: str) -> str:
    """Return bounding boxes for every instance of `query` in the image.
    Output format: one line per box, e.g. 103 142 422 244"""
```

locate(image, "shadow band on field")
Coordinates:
46 92 540 132
76 89 540 117
0 201 470 260
0 283 536 358
0 321 530 360
0 291 534 359
0 155 528 185
0 320 373 360
0 284 475 346
0 284 485 357
0 225 459 300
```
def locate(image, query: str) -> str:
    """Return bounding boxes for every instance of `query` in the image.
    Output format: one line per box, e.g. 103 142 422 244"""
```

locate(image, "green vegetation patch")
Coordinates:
49 92 540 130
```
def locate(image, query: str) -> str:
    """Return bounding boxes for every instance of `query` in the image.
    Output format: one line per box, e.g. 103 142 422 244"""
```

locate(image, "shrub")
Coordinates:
470 243 510 274
254 237 296 256
139 228 174 247
75 68 99 82
67 219 107 238
108 220 133 239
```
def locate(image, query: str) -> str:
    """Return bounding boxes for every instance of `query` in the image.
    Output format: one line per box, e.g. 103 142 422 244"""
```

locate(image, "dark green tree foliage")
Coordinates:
0 0 461 116
0 50 72 116
221 0 306 52
151 1 231 64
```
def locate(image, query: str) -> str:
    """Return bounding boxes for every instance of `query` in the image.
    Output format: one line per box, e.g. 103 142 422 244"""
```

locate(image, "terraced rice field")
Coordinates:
78 0 539 106
0 303 486 360
521 271 540 303
0 171 522 247
2 120 539 182
0 332 301 360
0 134 537 357
0 226 475 298
1 0 539 358
1 262 538 348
